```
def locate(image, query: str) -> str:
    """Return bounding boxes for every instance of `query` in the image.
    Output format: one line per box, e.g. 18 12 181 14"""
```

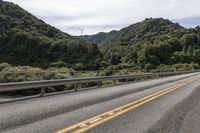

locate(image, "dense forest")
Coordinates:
0 0 102 69
82 18 200 70
0 0 200 84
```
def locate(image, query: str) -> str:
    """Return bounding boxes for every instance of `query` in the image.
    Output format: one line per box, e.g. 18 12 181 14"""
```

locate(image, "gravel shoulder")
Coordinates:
145 85 200 133
178 90 200 133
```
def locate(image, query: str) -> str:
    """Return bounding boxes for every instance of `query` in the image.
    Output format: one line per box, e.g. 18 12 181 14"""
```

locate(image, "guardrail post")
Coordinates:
74 84 78 91
97 81 100 88
126 78 128 83
97 70 100 87
173 68 177 75
64 85 67 91
41 88 45 96
156 74 160 78
113 80 116 85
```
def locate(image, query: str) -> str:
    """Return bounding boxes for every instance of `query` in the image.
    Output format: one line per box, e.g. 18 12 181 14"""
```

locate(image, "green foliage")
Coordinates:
0 63 98 83
74 63 84 70
0 1 102 69
83 18 182 46
0 65 44 82
0 63 11 71
81 30 119 45
1 0 200 75
83 18 200 69
155 63 200 72
173 63 200 71
145 63 155 70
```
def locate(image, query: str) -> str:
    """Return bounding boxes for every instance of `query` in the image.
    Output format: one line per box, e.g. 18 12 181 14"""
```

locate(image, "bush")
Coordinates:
0 63 11 71
145 63 155 71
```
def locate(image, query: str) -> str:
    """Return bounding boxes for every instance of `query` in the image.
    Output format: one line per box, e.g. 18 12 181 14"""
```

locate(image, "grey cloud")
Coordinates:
58 24 127 35
174 17 200 28
5 0 200 35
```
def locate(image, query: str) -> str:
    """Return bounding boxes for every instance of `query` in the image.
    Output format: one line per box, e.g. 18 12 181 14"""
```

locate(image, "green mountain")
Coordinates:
0 0 102 69
82 30 119 45
82 18 183 45
82 18 200 69
1 0 200 71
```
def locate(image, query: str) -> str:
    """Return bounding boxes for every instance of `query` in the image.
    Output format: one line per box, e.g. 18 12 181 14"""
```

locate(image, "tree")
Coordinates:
194 49 200 63
181 34 198 54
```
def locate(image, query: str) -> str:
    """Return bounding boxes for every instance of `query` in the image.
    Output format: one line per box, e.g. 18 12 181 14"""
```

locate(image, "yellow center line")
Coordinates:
54 76 200 133
55 84 182 133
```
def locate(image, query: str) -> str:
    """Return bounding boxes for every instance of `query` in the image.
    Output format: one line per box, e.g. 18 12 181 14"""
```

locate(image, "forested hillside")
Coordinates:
0 0 200 73
0 0 102 69
82 18 183 45
81 30 119 45
82 18 200 70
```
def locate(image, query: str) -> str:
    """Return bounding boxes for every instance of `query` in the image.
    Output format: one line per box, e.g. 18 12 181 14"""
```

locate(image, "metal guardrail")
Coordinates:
0 70 199 95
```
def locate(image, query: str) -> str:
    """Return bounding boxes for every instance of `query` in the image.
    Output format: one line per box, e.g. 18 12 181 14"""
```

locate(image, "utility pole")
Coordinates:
79 28 84 36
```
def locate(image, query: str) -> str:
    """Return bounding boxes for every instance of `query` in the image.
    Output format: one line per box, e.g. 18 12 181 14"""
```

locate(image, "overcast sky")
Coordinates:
5 0 200 35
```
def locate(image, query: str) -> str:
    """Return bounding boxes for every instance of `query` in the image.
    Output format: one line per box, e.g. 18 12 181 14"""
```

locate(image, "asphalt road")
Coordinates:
1 72 200 133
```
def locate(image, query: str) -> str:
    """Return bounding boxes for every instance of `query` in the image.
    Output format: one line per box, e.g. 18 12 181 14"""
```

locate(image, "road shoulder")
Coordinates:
145 83 200 133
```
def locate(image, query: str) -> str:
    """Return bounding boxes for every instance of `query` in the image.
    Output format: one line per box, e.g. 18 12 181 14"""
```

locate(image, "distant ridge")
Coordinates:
82 18 200 68
81 18 183 46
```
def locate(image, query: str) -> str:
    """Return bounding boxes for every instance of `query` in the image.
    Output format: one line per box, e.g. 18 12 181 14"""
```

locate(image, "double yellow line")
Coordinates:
55 76 200 133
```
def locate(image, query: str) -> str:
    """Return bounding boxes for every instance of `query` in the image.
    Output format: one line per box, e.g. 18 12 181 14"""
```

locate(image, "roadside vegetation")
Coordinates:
0 1 200 96
0 62 199 83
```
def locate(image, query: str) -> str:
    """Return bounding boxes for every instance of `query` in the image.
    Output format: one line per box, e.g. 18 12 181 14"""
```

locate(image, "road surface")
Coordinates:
1 72 200 133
